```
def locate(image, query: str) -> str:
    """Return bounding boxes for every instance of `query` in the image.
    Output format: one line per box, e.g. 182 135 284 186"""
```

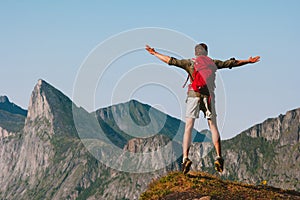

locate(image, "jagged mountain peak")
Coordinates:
33 79 70 101
27 79 53 121
26 79 77 137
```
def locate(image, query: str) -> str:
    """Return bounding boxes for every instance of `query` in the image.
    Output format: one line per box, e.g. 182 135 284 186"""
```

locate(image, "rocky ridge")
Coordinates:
1 79 299 199
193 107 300 192
0 79 195 199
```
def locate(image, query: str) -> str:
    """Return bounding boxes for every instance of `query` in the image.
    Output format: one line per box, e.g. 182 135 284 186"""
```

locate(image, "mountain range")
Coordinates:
0 79 299 199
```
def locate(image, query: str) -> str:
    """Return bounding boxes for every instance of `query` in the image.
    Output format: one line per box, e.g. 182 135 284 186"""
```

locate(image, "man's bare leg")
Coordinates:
207 117 221 157
181 117 195 174
183 117 195 159
208 117 224 172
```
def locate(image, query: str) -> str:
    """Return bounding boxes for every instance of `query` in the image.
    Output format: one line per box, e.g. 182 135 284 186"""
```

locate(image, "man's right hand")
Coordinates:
145 44 171 64
145 45 156 55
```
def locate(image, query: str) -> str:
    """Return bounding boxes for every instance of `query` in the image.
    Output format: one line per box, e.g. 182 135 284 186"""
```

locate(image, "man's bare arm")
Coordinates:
145 45 171 64
234 56 260 67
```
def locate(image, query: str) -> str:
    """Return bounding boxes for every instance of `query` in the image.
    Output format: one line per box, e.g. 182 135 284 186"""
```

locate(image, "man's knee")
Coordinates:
185 118 195 130
207 118 217 127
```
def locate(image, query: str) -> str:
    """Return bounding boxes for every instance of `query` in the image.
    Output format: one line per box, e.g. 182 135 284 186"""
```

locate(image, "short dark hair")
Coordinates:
195 43 208 56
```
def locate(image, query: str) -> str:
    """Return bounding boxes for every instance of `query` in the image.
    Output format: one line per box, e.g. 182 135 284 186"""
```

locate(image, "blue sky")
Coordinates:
1 1 299 139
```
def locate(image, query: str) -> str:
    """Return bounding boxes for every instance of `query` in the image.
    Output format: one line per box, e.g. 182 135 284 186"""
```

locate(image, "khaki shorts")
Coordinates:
185 96 216 119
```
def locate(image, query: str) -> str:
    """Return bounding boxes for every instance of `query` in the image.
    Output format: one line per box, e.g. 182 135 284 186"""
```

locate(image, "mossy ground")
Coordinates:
140 171 300 200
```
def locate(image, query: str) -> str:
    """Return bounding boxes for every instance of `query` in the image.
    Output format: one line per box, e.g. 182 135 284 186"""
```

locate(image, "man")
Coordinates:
145 43 260 174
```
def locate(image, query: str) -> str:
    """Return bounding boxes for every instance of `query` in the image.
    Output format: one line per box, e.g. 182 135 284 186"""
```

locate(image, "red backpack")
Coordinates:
189 56 217 93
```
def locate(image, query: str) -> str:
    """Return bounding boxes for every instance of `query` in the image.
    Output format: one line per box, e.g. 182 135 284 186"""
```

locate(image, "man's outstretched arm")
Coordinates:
215 56 260 69
145 45 171 64
234 56 260 67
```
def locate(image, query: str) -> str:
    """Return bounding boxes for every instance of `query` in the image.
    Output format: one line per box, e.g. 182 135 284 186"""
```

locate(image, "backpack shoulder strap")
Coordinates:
182 75 189 88
182 58 195 88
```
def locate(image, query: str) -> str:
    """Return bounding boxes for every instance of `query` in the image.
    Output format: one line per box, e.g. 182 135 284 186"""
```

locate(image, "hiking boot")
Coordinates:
182 158 192 174
214 156 224 173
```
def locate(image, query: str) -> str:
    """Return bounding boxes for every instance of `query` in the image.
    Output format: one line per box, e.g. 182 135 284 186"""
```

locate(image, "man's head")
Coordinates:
195 43 208 56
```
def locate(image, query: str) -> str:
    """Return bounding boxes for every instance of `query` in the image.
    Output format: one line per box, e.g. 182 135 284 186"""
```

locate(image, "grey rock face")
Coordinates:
1 79 299 200
243 109 300 143
0 80 185 199
198 108 300 192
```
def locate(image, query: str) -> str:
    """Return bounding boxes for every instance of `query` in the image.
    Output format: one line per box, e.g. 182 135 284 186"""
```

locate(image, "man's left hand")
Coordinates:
248 56 260 63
